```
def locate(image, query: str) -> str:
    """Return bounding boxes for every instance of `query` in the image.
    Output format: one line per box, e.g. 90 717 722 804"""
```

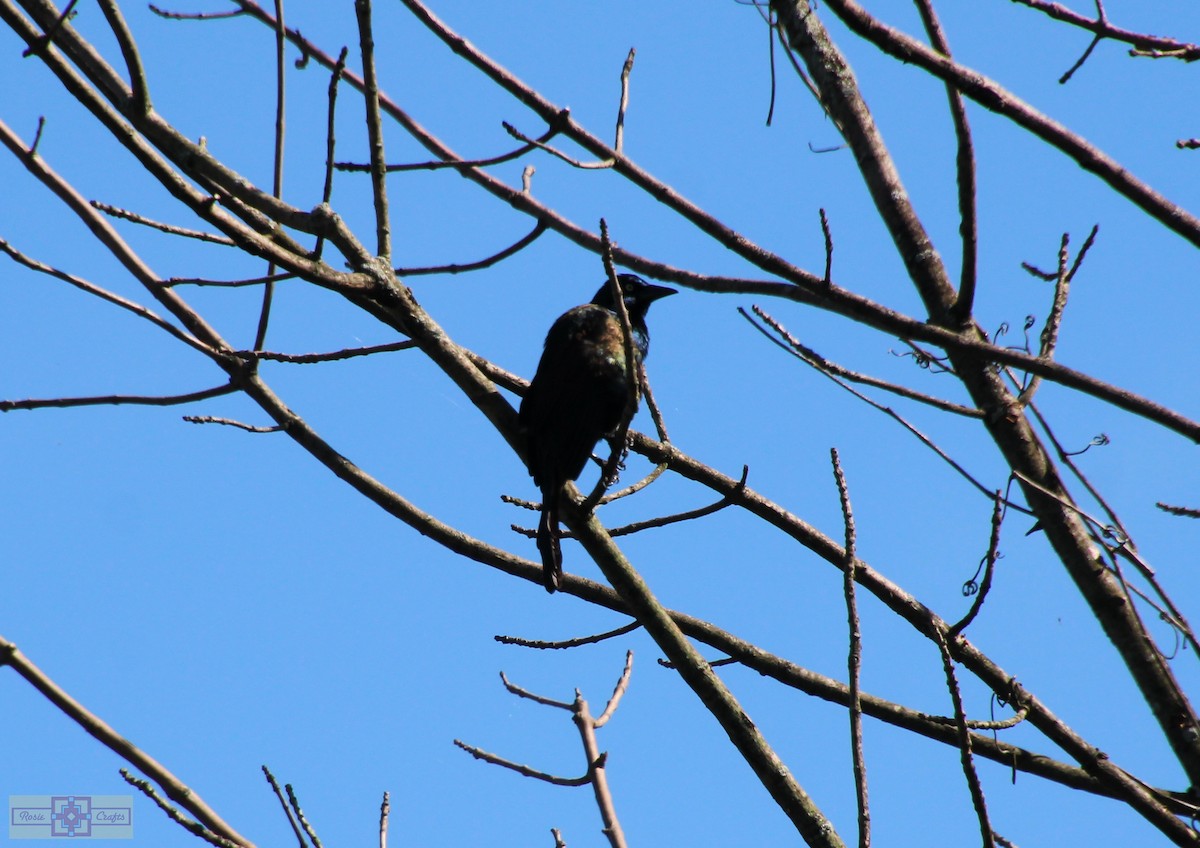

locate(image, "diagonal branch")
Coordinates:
0 636 253 847
2 384 237 412
0 237 214 354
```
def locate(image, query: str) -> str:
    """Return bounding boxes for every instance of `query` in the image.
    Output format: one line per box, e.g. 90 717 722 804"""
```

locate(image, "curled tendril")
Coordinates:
1162 613 1182 661
887 347 952 373
960 549 1000 597
1101 524 1129 546
1065 433 1110 456
1021 314 1038 354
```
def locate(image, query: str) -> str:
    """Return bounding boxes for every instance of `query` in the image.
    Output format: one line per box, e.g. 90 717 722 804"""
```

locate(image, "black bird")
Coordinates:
519 273 676 592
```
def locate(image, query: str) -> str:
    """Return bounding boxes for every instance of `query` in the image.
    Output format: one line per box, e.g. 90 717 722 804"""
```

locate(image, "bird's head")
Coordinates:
590 273 677 319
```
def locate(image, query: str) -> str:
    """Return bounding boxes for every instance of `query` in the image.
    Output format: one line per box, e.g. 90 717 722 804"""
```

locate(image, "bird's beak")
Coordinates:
643 284 677 302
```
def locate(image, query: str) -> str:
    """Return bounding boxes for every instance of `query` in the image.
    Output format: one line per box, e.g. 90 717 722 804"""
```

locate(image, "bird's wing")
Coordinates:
519 305 629 487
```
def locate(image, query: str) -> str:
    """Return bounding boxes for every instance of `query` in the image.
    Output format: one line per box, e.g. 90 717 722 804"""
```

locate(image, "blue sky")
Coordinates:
3 1 1200 845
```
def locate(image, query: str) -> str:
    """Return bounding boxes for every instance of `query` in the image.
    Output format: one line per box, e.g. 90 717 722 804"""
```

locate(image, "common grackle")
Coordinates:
519 273 676 592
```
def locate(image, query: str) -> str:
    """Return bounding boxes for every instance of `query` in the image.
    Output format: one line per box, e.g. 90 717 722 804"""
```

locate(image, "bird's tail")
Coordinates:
537 490 563 593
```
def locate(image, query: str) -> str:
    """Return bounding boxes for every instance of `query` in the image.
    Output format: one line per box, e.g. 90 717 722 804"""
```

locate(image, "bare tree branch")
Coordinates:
0 636 253 847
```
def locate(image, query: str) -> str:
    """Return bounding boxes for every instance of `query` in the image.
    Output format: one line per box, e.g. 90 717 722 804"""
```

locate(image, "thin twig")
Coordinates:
832 449 869 848
21 0 78 57
765 5 777 126
354 0 392 261
240 340 417 364
29 115 46 155
285 784 323 848
1157 502 1200 518
336 125 559 172
183 415 284 433
1066 224 1100 280
121 770 239 848
603 468 747 535
91 201 236 245
515 466 749 541
167 271 295 288
757 4 826 114
936 706 1030 732
495 622 642 650
657 655 739 670
503 121 615 170
935 632 995 847
262 767 307 848
0 238 215 355
614 48 635 153
950 493 1004 637
819 208 833 284
598 462 669 504
378 793 390 848
499 671 574 710
594 650 634 727
252 0 288 350
374 791 388 848
148 4 244 20
453 740 591 786
1018 233 1071 405
396 222 547 276
314 46 349 261
96 0 149 113
912 0 978 327
1 383 237 413
745 306 982 417
1061 33 1102 84
639 365 671 441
